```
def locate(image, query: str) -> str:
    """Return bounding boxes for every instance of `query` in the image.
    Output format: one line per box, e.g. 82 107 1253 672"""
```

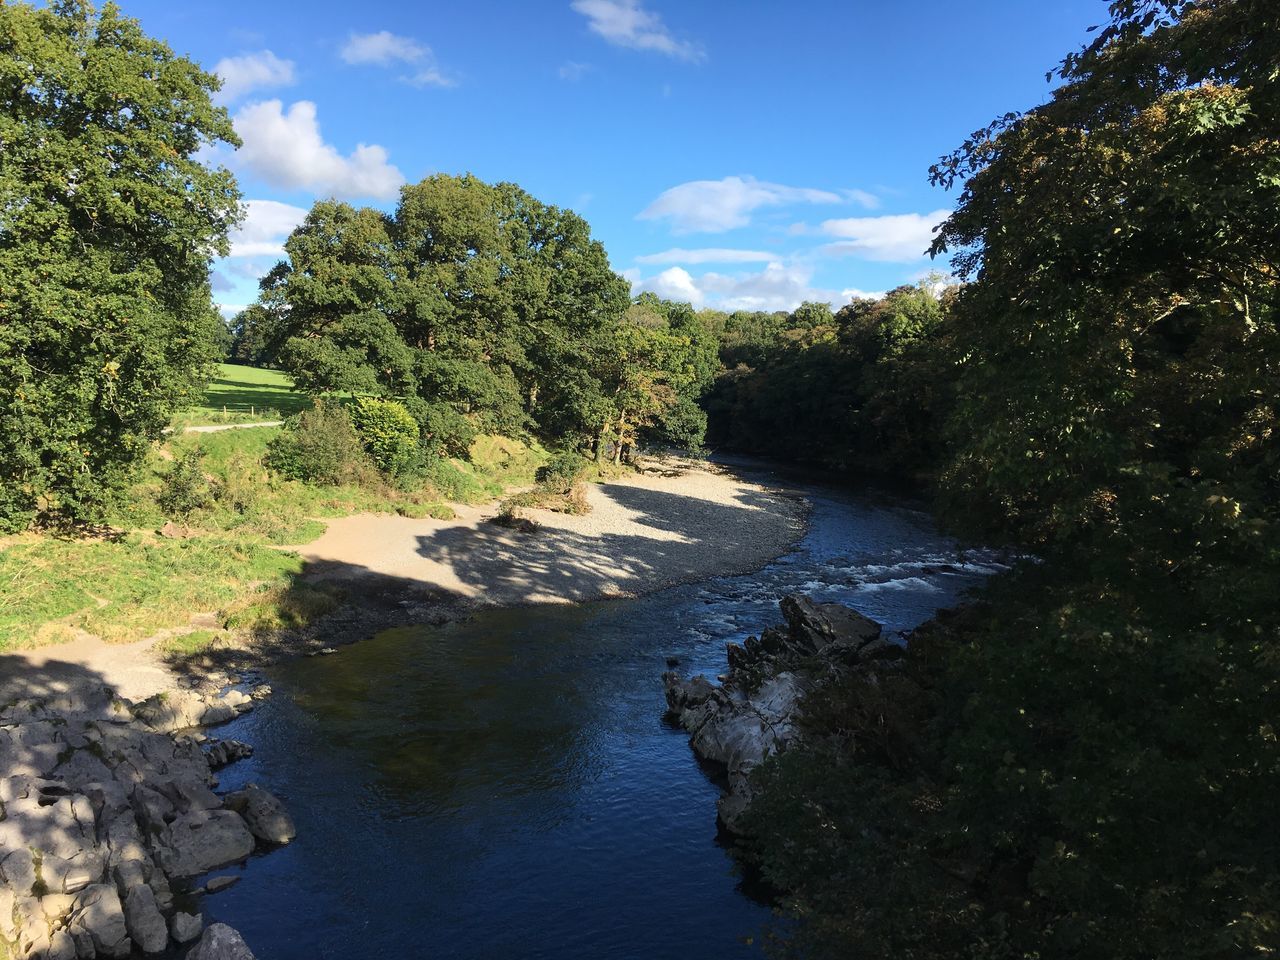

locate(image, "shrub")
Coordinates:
157 448 213 518
535 449 588 495
349 397 422 477
264 401 371 486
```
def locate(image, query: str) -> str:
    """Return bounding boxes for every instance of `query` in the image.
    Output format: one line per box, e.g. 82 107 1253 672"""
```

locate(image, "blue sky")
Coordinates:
124 0 1102 315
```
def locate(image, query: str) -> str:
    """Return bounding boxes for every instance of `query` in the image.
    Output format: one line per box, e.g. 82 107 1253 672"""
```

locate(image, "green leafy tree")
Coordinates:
0 0 241 528
743 3 1280 958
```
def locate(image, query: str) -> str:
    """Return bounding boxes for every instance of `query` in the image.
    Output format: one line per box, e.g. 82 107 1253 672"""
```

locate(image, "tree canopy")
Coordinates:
0 0 241 529
245 174 718 460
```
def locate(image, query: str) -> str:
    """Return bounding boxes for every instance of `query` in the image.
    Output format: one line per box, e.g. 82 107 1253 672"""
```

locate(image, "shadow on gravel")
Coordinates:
409 481 796 605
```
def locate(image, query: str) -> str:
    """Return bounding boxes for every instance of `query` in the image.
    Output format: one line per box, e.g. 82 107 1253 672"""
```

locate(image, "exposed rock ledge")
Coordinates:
663 593 899 832
0 681 289 959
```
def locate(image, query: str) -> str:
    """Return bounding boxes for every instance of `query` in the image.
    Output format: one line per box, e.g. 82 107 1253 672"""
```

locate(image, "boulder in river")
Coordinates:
663 593 897 832
187 923 258 960
223 784 297 845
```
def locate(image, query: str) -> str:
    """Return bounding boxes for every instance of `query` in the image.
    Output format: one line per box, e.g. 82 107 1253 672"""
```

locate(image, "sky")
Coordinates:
121 0 1104 316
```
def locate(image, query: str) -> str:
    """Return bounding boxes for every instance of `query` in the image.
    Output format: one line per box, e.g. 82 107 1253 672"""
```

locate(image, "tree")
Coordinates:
255 174 632 456
0 0 241 529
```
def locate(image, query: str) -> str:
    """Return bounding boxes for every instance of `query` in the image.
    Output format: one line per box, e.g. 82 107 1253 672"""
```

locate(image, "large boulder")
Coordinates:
153 809 255 878
122 882 169 954
664 595 889 834
223 784 296 845
186 923 257 960
72 883 131 959
171 911 204 944
780 594 881 654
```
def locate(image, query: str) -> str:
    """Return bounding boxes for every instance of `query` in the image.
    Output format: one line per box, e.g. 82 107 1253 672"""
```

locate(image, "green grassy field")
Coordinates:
174 363 313 426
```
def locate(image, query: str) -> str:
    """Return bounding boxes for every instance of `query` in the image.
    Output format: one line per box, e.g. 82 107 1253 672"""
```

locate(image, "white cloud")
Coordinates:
558 61 593 81
340 31 456 87
636 266 706 306
639 176 843 234
570 0 703 62
636 248 778 265
841 286 888 302
227 199 309 258
213 50 295 104
340 31 425 65
632 261 877 312
232 100 406 200
818 209 950 262
217 303 250 319
842 188 881 209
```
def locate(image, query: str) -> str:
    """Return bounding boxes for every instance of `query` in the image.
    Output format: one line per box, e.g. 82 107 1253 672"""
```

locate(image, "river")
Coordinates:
203 474 1006 959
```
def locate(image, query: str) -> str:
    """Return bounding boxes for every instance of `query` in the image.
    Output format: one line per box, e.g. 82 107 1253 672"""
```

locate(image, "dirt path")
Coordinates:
180 421 283 433
0 459 805 702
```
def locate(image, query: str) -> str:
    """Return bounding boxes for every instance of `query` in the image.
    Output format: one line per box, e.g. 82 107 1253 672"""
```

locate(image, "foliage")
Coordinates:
705 281 951 476
743 3 1280 958
264 401 373 486
535 449 589 495
241 174 643 455
156 447 213 518
349 396 423 478
0 0 241 529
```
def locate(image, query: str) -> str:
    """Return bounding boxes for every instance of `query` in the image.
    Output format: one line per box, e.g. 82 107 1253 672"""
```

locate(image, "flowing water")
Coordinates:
205 474 1007 959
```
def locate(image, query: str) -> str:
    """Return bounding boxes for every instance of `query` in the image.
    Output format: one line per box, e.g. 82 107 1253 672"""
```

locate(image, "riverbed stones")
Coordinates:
664 593 893 832
0 684 285 960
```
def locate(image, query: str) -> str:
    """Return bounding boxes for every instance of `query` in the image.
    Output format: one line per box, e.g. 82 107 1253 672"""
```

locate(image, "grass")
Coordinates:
0 533 309 649
0 427 549 652
173 363 312 427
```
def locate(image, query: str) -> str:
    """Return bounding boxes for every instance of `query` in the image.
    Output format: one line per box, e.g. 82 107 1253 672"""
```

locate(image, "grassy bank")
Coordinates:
0 367 549 653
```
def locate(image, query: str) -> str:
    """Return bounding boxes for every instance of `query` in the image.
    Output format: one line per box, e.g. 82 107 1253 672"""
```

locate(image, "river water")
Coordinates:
206 474 1006 959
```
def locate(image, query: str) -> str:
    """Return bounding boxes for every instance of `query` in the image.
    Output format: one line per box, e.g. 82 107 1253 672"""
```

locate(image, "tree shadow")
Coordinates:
410 481 798 605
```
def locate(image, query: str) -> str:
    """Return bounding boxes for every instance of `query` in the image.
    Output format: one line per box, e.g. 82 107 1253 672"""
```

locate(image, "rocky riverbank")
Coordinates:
663 593 900 831
0 678 291 959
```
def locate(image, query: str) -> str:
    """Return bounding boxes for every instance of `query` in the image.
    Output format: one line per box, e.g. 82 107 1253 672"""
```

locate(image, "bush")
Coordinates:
157 447 213 518
349 397 422 478
535 449 588 495
264 401 371 485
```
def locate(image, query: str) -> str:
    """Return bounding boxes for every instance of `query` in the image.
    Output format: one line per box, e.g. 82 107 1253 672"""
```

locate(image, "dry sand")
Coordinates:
0 458 805 702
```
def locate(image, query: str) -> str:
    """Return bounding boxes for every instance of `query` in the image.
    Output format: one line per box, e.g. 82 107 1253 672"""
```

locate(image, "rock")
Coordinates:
153 809 255 878
158 521 196 540
171 911 204 943
204 739 253 770
47 928 78 960
664 595 889 834
0 886 15 942
223 784 296 845
202 875 240 894
780 593 881 653
73 883 131 959
123 883 168 954
186 923 257 960
1 848 38 895
856 636 905 663
661 673 718 713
